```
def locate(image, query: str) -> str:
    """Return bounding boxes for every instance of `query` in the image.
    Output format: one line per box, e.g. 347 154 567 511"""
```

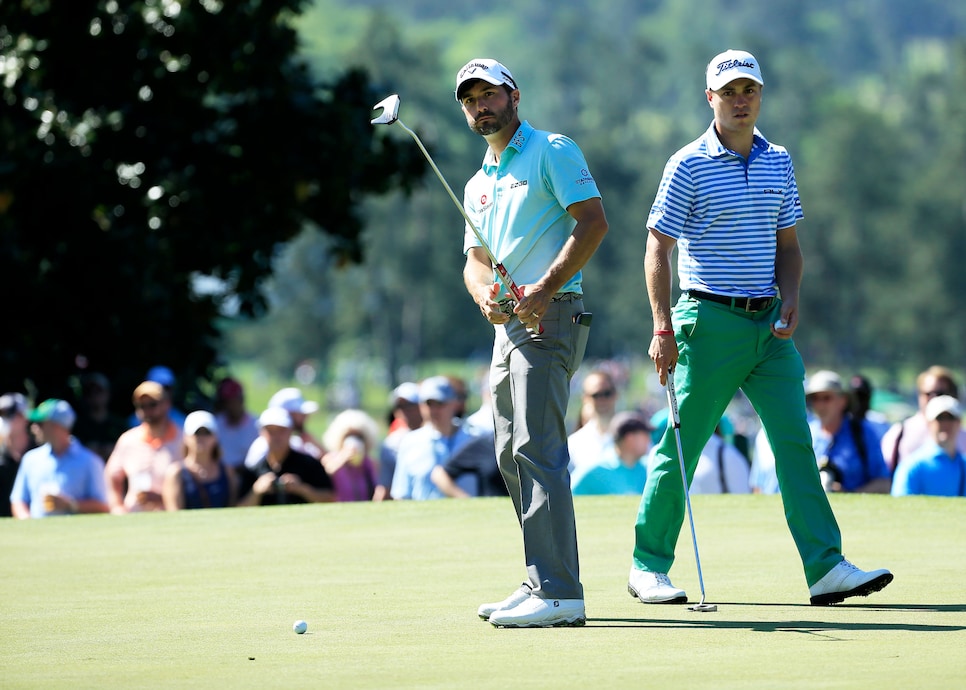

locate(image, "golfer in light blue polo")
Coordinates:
631 49 893 606
456 57 609 627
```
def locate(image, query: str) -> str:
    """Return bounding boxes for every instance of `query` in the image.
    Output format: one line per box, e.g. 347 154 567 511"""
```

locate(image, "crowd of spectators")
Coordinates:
3 361 964 519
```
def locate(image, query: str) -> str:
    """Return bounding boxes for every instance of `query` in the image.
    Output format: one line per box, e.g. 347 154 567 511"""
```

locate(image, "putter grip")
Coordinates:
495 263 544 334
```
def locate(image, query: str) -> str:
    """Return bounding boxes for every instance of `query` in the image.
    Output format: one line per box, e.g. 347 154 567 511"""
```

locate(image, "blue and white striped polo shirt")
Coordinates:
647 123 804 297
462 120 601 294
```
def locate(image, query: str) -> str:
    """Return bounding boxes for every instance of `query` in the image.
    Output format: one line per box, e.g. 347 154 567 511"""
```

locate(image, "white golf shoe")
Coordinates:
477 585 532 620
488 596 586 628
809 559 893 605
627 568 688 604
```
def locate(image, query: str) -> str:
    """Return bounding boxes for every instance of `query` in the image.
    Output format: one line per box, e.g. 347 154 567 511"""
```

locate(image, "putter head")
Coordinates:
370 94 401 126
689 603 718 612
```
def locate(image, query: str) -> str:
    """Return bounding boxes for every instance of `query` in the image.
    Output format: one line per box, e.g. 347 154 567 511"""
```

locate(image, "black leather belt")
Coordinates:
688 290 776 313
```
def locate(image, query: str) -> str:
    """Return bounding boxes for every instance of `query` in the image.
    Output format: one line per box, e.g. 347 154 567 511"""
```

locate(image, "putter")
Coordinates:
665 373 717 613
370 94 541 333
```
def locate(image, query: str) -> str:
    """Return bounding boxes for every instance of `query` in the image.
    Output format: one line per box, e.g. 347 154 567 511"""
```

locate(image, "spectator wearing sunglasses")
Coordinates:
880 365 966 475
104 381 183 513
567 370 619 473
805 370 891 493
892 395 966 497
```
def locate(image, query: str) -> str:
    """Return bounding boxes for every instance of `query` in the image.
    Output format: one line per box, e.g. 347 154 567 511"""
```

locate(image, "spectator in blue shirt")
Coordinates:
10 399 108 518
572 413 652 495
892 395 966 497
806 370 892 493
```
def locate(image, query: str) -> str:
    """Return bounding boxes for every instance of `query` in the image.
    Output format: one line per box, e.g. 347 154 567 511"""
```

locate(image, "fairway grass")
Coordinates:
2 495 964 689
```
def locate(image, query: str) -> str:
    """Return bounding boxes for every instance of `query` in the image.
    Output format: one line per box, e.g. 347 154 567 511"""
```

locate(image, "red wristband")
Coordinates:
653 329 673 336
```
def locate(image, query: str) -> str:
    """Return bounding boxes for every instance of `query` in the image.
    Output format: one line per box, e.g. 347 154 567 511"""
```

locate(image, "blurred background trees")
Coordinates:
2 0 965 413
0 0 424 403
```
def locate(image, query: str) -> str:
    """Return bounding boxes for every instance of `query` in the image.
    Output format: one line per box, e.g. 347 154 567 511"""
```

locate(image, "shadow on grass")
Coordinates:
588 603 966 633
699 602 966 612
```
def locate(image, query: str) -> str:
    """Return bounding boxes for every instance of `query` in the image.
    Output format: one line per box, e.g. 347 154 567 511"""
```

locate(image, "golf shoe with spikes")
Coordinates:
809 559 893 605
488 596 586 628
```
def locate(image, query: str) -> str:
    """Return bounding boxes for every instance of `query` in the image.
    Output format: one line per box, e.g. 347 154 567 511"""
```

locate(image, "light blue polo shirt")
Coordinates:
9 439 107 517
390 423 476 500
462 120 601 294
647 123 804 297
571 449 648 496
891 442 966 497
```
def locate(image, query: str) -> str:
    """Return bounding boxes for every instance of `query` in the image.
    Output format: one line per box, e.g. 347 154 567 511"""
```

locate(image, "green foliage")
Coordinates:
242 0 966 388
5 0 966 409
0 0 423 404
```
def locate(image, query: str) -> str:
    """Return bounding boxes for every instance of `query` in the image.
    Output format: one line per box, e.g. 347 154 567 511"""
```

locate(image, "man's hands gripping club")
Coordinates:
474 281 549 331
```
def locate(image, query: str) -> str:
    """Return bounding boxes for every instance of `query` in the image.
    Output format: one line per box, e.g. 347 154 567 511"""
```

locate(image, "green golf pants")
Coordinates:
632 295 843 587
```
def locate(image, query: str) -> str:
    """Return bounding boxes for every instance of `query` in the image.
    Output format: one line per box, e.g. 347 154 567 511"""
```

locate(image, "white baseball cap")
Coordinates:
268 387 319 415
418 376 457 404
184 410 219 436
706 49 764 91
258 407 293 429
455 58 517 101
390 382 420 406
925 395 962 421
805 370 844 396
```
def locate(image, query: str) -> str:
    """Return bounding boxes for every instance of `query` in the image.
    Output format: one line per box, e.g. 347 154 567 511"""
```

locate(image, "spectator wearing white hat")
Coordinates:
1 392 35 469
892 396 966 497
390 376 477 500
243 387 324 468
1 393 35 517
162 411 237 510
805 370 891 494
880 365 966 474
237 407 334 506
9 399 109 518
374 382 422 501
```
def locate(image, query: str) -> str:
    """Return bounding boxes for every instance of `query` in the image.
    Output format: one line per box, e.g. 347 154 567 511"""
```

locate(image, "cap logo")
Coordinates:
458 62 491 79
458 62 516 89
714 58 756 77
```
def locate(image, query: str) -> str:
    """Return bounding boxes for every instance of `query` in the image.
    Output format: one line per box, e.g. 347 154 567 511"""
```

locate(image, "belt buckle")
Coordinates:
742 297 754 312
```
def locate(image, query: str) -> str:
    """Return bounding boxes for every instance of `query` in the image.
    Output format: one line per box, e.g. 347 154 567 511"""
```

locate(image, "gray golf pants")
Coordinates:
489 295 589 600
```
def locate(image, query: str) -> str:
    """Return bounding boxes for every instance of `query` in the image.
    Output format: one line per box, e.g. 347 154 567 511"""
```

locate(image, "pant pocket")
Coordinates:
568 312 593 376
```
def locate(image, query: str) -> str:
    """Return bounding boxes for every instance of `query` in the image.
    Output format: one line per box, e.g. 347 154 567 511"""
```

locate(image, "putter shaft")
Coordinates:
666 374 714 610
371 95 540 332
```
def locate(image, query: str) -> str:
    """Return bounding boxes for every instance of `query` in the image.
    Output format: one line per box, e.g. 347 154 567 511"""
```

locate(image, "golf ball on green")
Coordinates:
293 620 307 634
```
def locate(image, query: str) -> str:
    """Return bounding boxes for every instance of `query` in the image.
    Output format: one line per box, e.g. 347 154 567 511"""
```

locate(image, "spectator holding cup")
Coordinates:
9 399 109 518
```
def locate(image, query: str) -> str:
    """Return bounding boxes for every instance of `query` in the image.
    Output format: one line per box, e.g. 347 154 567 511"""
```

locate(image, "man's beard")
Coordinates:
470 102 515 136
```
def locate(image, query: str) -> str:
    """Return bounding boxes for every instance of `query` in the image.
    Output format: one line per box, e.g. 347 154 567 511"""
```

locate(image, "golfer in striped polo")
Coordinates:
629 49 893 606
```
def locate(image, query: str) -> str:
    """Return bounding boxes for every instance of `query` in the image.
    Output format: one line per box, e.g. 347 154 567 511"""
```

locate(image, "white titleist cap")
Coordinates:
455 58 517 101
706 49 764 91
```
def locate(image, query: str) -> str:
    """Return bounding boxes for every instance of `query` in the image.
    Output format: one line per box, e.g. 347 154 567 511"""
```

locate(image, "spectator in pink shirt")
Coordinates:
105 381 183 513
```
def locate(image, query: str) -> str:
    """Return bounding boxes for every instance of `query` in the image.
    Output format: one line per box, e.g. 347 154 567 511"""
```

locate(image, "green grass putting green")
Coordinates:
2 495 964 689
